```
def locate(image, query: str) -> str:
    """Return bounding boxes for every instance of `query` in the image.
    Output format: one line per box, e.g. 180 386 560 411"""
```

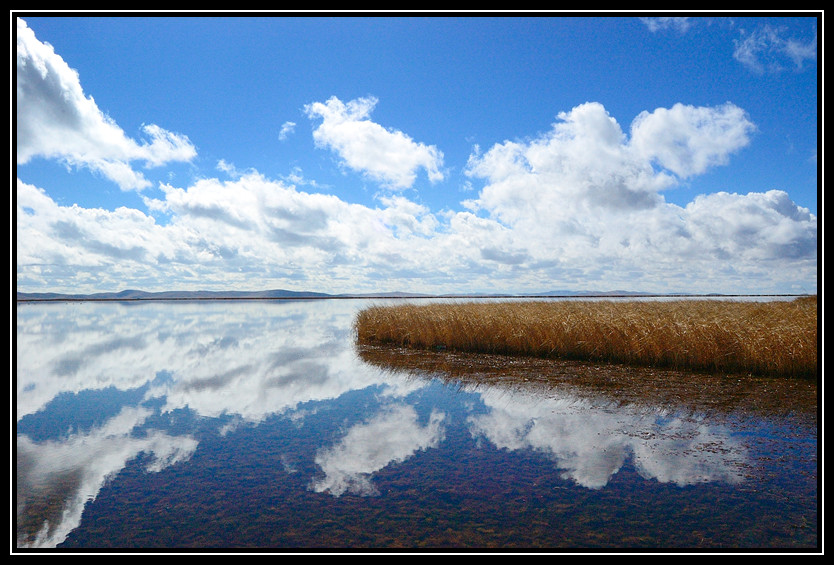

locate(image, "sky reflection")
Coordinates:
468 389 746 489
17 405 198 548
311 404 447 496
15 299 778 548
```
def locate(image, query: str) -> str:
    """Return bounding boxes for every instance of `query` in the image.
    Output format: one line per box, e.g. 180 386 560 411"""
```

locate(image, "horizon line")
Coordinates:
16 292 814 303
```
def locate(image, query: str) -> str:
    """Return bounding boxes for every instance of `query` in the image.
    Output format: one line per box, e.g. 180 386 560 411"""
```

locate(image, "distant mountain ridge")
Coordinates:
16 288 693 301
16 289 333 301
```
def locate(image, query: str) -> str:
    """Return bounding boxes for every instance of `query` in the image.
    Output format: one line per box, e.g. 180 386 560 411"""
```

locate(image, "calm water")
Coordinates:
15 299 818 550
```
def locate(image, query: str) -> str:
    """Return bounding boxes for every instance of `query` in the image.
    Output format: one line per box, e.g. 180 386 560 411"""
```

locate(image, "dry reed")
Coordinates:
354 296 818 379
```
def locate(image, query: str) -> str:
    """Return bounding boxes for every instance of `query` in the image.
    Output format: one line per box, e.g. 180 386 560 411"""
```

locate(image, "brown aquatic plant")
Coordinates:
354 296 818 379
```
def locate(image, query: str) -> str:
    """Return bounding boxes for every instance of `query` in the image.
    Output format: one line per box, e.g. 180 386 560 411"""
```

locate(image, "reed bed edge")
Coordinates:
353 297 818 379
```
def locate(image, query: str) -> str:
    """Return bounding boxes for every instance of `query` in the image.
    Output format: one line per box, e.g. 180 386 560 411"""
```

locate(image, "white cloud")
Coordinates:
278 121 296 141
629 102 756 178
639 17 692 33
681 190 817 261
460 101 814 292
464 101 756 223
304 96 444 189
462 101 678 235
733 24 817 73
17 180 164 269
16 173 456 294
15 18 196 191
15 98 816 296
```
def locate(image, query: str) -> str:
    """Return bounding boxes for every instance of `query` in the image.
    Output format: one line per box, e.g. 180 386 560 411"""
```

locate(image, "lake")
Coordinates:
14 298 818 551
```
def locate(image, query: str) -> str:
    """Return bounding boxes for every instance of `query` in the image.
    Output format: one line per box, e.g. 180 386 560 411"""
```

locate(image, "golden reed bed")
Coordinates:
354 296 818 379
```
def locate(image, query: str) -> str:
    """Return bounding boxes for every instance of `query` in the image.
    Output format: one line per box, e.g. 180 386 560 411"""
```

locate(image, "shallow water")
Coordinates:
15 299 818 550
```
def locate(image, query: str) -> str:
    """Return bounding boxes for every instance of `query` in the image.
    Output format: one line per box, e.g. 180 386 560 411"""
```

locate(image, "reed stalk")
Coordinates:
354 296 817 379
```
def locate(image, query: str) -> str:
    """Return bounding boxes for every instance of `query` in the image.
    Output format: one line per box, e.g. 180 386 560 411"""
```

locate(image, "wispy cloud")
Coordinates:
733 24 817 73
278 121 296 141
639 17 692 33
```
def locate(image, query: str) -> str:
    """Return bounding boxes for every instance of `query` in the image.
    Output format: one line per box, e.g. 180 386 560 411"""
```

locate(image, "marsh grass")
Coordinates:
354 296 818 379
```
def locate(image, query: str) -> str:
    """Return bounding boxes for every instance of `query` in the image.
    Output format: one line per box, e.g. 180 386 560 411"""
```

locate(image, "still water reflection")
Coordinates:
15 299 817 550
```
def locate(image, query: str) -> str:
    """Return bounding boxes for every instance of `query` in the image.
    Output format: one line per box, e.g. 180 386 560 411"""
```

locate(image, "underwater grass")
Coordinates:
354 296 818 379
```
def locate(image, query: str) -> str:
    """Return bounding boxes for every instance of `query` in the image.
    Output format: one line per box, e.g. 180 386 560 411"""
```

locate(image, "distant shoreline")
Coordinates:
15 293 811 303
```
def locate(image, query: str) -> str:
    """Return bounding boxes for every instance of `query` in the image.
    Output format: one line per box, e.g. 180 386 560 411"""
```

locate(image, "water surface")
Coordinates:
15 299 818 550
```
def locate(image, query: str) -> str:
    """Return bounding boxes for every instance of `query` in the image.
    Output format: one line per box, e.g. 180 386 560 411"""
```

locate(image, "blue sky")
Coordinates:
15 13 819 295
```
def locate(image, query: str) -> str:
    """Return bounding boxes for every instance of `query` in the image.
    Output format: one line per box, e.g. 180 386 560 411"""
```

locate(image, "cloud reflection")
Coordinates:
16 299 756 548
311 404 446 496
15 299 393 547
16 300 389 423
16 406 197 548
468 389 747 489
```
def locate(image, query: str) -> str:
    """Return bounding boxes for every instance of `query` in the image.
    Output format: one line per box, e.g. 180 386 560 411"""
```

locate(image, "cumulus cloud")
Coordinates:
304 96 444 189
16 173 457 294
460 101 814 291
463 100 755 233
15 89 816 296
17 180 164 269
733 24 817 73
629 102 756 178
463 102 663 250
15 18 196 191
681 190 817 261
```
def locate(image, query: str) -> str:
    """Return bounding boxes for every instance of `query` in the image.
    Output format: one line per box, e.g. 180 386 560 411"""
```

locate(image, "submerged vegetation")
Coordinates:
354 296 818 379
